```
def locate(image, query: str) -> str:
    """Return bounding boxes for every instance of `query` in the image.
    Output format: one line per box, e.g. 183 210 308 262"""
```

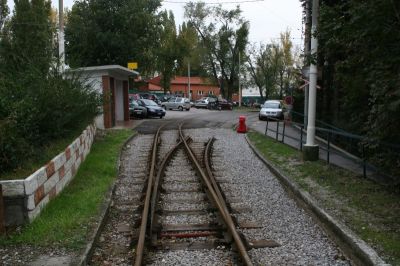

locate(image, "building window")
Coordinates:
209 91 213 95
198 90 203 95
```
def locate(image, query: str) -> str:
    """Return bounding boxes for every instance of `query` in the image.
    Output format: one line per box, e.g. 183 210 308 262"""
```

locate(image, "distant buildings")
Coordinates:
138 75 220 101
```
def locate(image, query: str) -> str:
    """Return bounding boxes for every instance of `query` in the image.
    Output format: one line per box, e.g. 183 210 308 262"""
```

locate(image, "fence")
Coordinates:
264 116 399 184
0 185 4 234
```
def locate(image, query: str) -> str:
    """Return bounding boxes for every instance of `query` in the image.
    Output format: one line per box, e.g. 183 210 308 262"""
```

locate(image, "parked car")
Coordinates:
259 100 284 120
161 97 191 111
139 93 162 105
217 99 233 110
194 97 216 108
137 99 166 118
129 100 147 118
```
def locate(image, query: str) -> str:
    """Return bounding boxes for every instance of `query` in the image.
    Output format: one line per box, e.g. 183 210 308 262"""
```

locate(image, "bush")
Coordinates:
0 119 31 171
0 67 100 174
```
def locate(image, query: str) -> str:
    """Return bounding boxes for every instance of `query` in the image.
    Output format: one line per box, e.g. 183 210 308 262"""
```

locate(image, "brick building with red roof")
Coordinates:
140 75 220 101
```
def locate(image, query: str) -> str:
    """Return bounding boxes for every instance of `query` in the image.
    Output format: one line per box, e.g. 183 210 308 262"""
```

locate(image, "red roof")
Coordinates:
148 76 216 86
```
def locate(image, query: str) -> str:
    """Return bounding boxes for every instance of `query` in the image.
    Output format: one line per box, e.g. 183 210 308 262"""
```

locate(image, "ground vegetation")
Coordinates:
0 0 99 174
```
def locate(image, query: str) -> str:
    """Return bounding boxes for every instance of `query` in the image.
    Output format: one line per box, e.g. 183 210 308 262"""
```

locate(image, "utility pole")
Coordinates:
188 62 191 100
303 0 319 161
238 51 242 107
303 0 312 128
58 0 65 72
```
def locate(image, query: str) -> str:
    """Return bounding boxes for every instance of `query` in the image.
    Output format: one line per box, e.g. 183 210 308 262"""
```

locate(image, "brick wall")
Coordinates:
0 125 96 226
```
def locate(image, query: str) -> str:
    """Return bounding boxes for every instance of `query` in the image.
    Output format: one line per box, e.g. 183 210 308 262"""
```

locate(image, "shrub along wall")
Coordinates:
0 125 96 226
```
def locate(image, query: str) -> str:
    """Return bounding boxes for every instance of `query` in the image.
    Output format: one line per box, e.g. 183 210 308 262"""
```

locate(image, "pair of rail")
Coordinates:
134 124 253 266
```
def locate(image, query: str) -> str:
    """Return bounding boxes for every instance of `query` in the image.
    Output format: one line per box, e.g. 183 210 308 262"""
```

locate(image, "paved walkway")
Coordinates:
244 112 395 184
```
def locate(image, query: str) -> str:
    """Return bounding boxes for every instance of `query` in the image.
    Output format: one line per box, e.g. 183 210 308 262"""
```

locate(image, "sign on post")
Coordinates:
127 62 138 70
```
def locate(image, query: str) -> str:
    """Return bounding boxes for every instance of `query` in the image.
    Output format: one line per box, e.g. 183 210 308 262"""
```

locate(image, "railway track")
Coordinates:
134 124 253 265
90 124 350 265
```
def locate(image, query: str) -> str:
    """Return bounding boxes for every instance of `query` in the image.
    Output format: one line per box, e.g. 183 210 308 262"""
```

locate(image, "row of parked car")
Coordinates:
129 94 234 119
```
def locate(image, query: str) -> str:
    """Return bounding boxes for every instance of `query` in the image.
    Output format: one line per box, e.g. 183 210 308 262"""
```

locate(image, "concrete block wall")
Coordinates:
0 125 96 226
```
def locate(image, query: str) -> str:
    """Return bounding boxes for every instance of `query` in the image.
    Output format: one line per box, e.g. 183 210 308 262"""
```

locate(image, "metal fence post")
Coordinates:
0 184 5 235
282 121 286 143
362 144 367 178
265 120 269 136
276 120 279 141
300 126 304 151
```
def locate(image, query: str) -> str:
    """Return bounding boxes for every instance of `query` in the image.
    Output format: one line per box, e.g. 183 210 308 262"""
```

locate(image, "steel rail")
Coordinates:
134 125 164 266
204 137 253 266
178 125 253 266
149 136 191 245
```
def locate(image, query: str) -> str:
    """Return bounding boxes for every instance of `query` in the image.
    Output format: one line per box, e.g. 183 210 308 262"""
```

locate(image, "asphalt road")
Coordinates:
132 107 379 183
133 107 261 134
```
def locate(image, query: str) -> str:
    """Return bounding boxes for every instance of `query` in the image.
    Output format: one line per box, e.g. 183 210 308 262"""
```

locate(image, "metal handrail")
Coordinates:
264 119 399 182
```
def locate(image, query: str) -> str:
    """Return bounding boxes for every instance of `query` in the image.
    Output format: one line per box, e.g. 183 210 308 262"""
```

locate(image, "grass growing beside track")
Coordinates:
247 131 400 265
0 129 133 249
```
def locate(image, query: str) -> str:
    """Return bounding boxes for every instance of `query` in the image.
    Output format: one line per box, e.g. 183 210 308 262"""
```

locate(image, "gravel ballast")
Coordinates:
174 128 350 265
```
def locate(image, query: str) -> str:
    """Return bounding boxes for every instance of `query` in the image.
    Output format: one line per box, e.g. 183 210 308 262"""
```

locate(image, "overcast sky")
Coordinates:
8 0 304 47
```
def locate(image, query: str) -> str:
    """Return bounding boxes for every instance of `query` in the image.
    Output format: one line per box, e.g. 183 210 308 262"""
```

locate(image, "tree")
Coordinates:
65 0 162 77
300 0 400 175
1 0 53 78
0 0 99 172
0 0 8 31
277 30 294 99
246 43 279 100
185 2 249 100
245 30 297 102
157 10 178 92
175 22 205 77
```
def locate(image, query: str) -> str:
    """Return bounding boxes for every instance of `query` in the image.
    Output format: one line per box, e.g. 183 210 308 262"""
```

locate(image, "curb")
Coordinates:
78 131 138 265
244 134 389 266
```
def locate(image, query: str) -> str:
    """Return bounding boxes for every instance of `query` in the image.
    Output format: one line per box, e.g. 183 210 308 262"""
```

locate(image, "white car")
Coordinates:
259 100 284 120
161 97 191 111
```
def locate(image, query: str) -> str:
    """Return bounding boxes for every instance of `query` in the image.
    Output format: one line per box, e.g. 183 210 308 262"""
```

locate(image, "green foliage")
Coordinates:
65 0 162 77
246 31 298 101
0 0 100 174
308 0 400 175
157 10 179 92
0 0 8 30
185 2 249 100
175 22 206 77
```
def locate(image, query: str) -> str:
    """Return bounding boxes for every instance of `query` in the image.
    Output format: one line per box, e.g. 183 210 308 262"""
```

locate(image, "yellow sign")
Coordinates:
128 62 138 70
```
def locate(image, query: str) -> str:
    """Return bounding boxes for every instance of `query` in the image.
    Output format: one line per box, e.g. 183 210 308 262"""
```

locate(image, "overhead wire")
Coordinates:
163 0 264 4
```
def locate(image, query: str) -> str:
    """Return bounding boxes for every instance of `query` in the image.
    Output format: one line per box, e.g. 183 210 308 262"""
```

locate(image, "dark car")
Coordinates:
137 99 166 118
139 93 161 105
129 100 147 118
217 99 233 110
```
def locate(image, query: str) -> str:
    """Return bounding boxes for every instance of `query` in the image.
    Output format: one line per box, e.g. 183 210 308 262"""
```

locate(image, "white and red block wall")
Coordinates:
0 125 96 226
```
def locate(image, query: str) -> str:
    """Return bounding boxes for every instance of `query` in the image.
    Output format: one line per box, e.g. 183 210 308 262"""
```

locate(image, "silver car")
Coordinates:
161 97 191 111
194 97 216 108
259 100 284 120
